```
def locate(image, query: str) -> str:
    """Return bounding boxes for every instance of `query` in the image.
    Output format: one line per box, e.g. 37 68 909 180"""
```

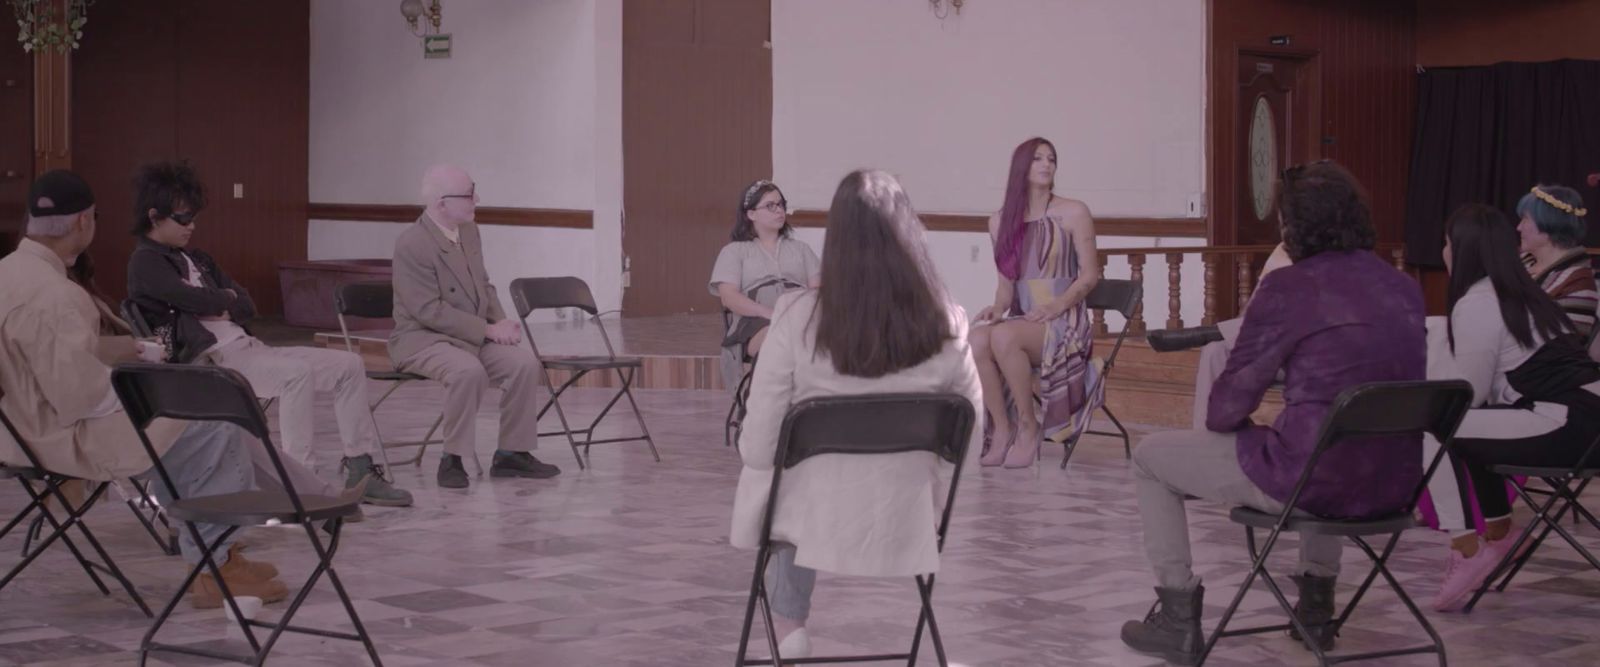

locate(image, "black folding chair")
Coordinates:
0 389 153 616
111 363 381 666
335 282 446 467
1462 431 1600 612
121 298 156 339
735 393 976 667
1060 278 1142 468
1199 380 1474 666
509 277 660 470
723 308 757 449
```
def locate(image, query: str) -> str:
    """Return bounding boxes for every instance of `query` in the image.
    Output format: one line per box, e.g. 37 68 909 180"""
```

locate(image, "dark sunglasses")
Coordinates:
169 211 198 226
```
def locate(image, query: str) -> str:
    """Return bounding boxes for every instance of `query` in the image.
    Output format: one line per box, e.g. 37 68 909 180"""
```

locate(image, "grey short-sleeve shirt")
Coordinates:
707 238 820 302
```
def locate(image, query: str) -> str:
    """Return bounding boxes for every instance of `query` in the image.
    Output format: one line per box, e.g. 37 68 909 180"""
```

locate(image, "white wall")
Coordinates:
308 0 620 320
773 0 1208 323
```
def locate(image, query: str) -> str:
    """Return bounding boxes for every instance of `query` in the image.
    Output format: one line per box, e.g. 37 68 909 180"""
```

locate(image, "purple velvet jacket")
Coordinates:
1208 250 1426 519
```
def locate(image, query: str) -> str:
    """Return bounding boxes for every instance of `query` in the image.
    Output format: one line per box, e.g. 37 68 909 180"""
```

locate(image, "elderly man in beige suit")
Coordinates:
391 164 557 489
0 170 331 609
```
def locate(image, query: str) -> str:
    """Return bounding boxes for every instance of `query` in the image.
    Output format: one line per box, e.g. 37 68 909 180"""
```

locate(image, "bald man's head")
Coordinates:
421 164 476 226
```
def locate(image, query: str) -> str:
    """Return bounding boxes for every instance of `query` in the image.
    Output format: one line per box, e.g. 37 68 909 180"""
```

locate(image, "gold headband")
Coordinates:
1530 186 1588 217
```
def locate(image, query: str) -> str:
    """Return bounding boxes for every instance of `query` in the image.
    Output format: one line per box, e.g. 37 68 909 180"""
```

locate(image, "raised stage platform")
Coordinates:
309 313 1283 429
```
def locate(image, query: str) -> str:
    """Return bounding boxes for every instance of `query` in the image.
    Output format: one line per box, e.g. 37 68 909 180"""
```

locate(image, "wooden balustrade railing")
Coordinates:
1091 244 1407 336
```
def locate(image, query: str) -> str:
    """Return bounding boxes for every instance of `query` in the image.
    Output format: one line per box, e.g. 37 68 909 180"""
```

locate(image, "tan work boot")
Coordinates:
223 543 278 581
189 553 289 609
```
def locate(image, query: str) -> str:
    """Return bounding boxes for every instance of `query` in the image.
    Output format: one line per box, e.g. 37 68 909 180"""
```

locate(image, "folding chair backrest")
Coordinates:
111 363 314 513
121 299 155 339
1290 379 1474 514
510 277 598 318
1085 278 1142 321
334 281 395 320
775 393 975 470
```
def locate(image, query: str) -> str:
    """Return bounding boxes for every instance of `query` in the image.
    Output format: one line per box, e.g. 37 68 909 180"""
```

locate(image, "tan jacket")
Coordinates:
0 239 184 480
389 213 507 365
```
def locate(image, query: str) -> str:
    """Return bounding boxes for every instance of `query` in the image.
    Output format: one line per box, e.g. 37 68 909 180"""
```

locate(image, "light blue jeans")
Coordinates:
766 542 816 621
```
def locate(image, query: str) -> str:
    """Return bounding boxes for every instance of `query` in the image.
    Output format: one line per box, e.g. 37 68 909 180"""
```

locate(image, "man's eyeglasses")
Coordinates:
750 200 787 214
170 211 198 226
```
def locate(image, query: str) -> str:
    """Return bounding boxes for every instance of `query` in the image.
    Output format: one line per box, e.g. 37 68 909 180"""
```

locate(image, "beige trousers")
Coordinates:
396 341 541 457
208 338 376 467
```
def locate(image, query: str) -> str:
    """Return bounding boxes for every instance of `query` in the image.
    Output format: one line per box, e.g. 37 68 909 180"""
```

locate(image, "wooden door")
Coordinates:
0 40 31 249
1234 52 1316 248
622 0 772 316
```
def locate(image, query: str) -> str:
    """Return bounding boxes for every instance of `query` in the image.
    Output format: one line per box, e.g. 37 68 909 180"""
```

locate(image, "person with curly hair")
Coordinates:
1121 160 1427 664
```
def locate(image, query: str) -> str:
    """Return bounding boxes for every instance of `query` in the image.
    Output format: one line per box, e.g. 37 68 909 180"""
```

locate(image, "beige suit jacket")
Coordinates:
389 212 507 365
0 239 184 480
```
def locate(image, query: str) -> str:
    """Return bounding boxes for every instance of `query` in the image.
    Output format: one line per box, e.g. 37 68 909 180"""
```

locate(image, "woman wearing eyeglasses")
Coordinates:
710 179 822 394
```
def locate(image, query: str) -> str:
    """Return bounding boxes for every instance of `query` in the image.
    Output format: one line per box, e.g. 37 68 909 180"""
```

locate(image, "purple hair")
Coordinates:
994 137 1054 280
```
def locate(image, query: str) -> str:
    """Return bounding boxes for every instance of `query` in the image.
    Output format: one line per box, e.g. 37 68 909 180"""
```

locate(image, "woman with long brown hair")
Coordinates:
971 137 1102 467
729 169 981 658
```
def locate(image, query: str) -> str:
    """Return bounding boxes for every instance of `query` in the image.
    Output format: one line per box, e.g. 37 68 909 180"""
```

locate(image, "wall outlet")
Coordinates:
233 183 244 199
970 245 980 262
1186 192 1205 218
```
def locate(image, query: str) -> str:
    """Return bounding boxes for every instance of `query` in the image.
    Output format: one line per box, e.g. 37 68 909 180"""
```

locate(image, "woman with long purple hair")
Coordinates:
971 137 1102 468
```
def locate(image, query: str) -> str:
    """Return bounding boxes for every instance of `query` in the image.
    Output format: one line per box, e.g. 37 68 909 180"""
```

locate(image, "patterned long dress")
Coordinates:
983 214 1104 452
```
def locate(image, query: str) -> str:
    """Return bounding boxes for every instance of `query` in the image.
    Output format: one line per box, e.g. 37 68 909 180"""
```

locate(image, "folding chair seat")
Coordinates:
335 282 446 468
0 390 152 616
510 277 660 470
735 393 975 666
1462 433 1600 612
1199 380 1474 666
111 363 381 666
1060 278 1141 468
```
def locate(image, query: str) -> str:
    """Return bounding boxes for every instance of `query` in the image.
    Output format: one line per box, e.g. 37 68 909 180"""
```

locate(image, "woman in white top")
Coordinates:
730 169 982 658
1427 204 1600 612
709 180 821 392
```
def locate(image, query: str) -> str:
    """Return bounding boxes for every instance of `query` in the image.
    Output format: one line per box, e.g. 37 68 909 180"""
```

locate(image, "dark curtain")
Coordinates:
1404 59 1600 267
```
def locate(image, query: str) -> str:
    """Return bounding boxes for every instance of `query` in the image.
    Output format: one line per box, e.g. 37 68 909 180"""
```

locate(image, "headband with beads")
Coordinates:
742 179 774 209
1530 186 1588 217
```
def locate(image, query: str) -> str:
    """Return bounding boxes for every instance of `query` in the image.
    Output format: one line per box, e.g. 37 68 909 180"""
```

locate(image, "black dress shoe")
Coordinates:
1146 326 1225 353
437 454 469 489
490 451 561 479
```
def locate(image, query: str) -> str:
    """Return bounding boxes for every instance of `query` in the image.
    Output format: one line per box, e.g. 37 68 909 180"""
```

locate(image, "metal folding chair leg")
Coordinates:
1 478 152 617
1464 476 1600 613
141 519 381 666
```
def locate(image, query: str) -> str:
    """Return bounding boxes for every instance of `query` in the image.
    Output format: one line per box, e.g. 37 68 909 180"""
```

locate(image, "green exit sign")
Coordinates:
423 34 452 59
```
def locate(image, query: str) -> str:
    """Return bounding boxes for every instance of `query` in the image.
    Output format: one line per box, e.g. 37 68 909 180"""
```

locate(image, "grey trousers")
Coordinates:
766 542 815 622
1133 429 1342 591
209 338 378 466
140 420 338 563
397 342 541 457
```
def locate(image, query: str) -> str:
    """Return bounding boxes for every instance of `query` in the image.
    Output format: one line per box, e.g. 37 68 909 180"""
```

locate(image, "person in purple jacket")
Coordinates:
1121 160 1426 665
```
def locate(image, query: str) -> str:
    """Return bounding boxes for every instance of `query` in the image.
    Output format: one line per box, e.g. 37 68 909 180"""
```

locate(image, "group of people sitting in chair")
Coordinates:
713 139 1596 662
1 162 565 609
3 137 1595 663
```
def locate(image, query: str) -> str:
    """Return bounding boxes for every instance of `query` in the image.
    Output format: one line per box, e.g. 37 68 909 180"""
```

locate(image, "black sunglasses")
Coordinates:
169 211 198 226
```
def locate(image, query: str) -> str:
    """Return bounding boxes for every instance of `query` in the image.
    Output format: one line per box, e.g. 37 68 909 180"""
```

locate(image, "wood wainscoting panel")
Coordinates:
308 203 593 229
787 209 1206 238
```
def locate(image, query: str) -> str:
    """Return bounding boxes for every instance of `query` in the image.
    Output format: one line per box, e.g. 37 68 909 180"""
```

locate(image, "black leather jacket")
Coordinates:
126 237 256 363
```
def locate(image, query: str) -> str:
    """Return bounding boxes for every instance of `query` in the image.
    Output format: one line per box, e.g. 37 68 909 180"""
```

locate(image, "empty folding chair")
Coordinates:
1463 431 1600 612
334 281 447 467
735 393 975 666
1199 380 1474 666
111 363 381 666
509 277 659 470
0 389 152 616
1060 278 1142 468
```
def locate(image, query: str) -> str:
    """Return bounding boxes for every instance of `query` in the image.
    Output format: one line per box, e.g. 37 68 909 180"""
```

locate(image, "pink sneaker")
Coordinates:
1432 541 1510 612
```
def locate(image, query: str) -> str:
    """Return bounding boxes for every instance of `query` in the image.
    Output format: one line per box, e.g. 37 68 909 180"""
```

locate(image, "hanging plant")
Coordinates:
11 0 94 54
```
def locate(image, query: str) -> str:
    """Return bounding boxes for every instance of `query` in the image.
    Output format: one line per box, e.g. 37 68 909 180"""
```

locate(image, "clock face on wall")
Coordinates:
1248 96 1278 222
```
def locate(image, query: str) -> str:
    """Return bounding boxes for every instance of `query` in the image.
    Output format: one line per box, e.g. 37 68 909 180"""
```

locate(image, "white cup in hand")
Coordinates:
135 340 165 363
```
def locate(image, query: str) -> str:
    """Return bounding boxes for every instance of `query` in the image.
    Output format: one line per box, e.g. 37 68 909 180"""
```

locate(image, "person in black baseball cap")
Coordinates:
20 169 99 267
